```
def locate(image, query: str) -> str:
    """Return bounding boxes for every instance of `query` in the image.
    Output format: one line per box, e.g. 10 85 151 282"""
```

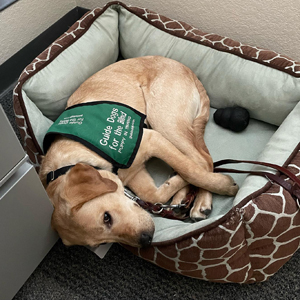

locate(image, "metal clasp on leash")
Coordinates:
154 202 187 209
124 187 196 220
124 189 140 202
152 202 188 215
155 202 186 209
124 189 187 214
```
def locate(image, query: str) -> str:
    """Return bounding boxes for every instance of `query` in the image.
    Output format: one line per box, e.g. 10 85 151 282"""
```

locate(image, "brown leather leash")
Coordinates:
213 159 300 204
125 159 300 220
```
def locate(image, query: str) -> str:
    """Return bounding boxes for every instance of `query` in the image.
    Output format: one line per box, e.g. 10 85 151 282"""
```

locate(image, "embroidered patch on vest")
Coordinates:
43 101 146 169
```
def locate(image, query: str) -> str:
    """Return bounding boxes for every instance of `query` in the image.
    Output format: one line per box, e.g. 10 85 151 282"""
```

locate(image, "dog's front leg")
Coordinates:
138 130 238 196
126 166 188 204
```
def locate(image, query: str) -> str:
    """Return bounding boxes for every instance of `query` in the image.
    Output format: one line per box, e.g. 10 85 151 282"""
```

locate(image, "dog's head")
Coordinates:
46 163 155 247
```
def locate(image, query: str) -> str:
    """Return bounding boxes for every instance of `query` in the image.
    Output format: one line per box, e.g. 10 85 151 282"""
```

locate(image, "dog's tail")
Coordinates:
192 74 214 171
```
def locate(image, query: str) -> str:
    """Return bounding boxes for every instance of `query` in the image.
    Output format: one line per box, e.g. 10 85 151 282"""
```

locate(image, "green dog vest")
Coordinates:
43 101 146 169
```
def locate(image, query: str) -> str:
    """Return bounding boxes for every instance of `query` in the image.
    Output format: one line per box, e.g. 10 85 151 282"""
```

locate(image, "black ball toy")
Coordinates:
213 106 250 132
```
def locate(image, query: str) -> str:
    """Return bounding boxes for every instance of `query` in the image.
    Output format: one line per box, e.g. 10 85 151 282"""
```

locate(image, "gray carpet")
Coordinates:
1 88 300 299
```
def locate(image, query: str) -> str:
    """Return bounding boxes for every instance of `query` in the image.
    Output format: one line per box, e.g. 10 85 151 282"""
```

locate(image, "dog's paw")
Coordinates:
216 174 239 196
189 189 213 221
170 186 190 206
190 205 212 222
225 175 239 196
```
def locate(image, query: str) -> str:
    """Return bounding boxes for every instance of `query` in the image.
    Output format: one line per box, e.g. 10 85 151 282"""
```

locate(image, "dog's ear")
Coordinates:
64 163 118 210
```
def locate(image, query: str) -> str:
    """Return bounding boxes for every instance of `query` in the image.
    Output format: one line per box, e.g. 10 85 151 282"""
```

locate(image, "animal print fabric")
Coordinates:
13 2 300 282
126 4 300 77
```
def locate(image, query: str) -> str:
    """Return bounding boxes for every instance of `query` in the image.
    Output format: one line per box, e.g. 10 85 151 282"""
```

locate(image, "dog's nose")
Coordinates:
139 232 153 247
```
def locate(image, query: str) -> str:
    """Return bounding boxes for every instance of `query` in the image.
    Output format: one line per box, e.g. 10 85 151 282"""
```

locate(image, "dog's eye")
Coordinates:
103 212 112 226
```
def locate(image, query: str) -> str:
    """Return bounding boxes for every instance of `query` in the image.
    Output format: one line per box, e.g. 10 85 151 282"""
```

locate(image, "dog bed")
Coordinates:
13 1 300 283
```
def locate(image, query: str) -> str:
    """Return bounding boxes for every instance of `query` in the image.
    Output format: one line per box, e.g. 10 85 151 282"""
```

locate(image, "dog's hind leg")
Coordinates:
131 129 238 196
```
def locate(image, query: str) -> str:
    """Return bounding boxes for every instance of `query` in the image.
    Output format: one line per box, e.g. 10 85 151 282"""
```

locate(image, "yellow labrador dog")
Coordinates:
39 56 238 248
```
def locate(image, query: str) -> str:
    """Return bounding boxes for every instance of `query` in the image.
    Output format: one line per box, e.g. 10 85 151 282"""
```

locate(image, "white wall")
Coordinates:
78 0 300 61
0 0 76 65
0 0 299 66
